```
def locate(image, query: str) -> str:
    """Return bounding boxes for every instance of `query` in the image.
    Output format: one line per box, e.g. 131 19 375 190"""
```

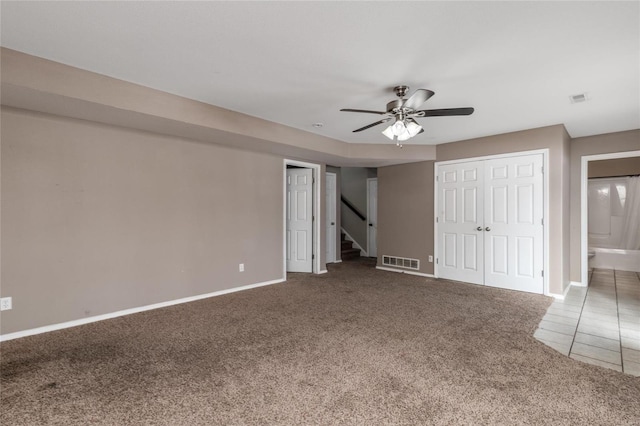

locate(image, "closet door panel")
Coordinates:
437 161 484 285
484 154 543 294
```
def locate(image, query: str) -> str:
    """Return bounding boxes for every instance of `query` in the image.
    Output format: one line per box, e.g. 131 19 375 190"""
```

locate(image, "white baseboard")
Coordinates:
570 280 587 287
0 277 285 342
318 269 328 274
376 266 435 278
548 282 575 300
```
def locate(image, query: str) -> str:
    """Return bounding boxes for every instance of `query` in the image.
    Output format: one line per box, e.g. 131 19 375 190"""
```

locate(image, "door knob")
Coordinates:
476 226 483 231
485 227 491 232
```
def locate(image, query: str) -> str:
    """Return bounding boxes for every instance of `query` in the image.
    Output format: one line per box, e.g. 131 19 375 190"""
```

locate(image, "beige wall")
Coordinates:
569 130 640 283
378 161 434 275
588 157 640 178
0 108 303 335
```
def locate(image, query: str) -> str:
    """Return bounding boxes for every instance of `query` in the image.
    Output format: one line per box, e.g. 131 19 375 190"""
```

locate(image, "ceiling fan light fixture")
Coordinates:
397 128 412 142
406 120 422 137
381 125 395 140
383 118 418 142
341 86 474 146
392 120 407 136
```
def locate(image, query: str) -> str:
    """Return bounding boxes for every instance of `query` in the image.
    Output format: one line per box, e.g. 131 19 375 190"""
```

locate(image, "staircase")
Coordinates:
341 233 361 261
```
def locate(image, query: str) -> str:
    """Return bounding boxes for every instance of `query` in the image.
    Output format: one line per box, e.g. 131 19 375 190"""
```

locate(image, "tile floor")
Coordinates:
534 268 640 376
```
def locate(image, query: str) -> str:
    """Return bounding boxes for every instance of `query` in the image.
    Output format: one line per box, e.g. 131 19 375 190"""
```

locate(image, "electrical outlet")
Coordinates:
239 263 245 272
0 297 12 311
428 255 433 263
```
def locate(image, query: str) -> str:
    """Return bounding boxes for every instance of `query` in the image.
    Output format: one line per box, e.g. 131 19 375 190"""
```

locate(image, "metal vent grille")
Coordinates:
569 93 589 103
382 255 420 270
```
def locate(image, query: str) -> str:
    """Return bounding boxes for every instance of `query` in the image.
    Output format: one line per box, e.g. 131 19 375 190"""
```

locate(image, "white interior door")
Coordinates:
325 173 337 263
367 178 378 258
437 161 485 285
287 168 313 272
483 154 543 293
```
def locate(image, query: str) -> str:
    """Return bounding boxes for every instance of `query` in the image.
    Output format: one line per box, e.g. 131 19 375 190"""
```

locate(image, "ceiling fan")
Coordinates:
340 86 474 146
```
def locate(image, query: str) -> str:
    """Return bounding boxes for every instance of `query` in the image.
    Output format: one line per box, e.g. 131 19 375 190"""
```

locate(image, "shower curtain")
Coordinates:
620 176 640 250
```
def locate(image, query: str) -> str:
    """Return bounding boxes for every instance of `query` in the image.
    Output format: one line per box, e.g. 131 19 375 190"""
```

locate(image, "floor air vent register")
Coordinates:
382 255 420 270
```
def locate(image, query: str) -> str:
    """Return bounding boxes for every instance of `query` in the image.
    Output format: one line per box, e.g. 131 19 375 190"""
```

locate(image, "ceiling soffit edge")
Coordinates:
1 48 437 166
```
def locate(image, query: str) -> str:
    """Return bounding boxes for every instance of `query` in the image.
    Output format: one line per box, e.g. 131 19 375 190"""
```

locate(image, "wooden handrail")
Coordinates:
341 195 366 221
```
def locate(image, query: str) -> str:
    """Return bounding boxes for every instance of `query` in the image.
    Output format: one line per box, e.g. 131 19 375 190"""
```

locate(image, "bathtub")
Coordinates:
589 247 640 272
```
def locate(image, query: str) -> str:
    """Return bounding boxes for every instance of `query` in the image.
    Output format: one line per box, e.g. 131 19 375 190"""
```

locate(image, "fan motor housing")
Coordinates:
386 99 403 113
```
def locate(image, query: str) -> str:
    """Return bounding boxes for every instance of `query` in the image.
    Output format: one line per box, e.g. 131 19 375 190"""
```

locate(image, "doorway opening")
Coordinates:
580 150 640 285
284 160 322 276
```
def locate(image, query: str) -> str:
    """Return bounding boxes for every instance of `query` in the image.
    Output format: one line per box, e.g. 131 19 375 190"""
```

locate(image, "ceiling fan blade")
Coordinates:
340 108 388 115
403 89 435 110
417 107 474 117
352 118 391 132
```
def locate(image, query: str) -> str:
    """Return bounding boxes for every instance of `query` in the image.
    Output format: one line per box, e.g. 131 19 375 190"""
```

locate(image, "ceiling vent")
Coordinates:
569 93 589 104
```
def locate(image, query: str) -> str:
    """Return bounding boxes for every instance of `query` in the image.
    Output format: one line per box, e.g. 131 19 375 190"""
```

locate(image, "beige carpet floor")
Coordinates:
2 259 639 425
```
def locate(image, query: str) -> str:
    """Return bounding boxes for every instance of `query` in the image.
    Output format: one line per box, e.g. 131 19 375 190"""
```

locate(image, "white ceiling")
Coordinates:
1 1 639 146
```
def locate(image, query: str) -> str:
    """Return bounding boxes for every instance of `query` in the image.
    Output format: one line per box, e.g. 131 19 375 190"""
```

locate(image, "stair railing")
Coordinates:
341 195 366 221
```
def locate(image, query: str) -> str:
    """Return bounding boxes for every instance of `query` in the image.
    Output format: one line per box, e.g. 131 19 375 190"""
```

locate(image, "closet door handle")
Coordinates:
476 227 483 231
485 227 491 232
